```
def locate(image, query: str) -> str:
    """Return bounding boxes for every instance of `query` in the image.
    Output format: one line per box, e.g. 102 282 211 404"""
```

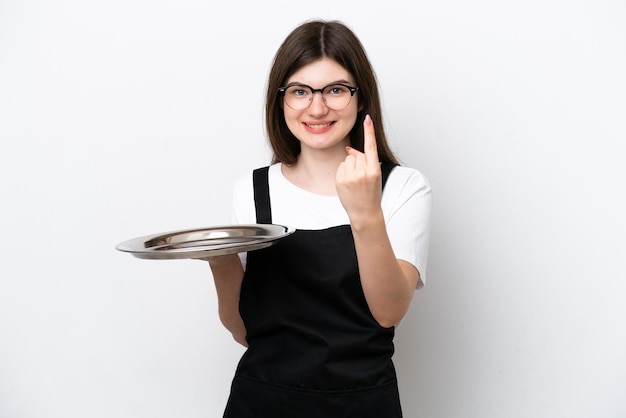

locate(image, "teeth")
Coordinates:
307 123 332 129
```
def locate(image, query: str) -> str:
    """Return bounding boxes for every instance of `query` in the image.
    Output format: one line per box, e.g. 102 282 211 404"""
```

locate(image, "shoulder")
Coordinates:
381 165 432 223
231 164 275 224
386 165 432 197
233 164 277 190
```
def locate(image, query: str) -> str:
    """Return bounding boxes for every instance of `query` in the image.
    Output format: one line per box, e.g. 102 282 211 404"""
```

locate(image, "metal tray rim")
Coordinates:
115 224 296 260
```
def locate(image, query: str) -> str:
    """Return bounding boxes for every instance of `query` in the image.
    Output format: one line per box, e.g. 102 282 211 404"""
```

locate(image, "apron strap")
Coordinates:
253 166 272 224
252 162 398 224
381 161 397 190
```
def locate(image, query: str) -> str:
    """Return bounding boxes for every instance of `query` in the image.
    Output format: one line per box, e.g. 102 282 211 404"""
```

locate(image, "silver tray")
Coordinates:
116 224 295 260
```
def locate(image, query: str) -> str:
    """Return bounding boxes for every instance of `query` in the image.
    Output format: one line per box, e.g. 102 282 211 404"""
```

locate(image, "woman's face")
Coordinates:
282 58 359 156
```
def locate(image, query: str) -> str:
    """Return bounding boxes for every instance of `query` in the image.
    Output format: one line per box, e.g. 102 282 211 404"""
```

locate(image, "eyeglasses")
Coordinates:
278 83 359 110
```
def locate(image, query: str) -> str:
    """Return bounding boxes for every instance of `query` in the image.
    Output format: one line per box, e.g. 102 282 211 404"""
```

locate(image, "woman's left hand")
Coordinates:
336 114 383 226
336 114 419 327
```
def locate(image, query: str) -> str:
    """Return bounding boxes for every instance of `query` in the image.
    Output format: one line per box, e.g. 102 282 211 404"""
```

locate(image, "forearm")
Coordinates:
207 254 248 346
351 211 420 328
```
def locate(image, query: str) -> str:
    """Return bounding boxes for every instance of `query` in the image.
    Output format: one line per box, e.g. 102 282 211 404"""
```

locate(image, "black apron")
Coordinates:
223 163 402 418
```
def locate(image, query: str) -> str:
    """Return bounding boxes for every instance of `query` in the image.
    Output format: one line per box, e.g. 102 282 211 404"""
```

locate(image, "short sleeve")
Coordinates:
381 167 433 284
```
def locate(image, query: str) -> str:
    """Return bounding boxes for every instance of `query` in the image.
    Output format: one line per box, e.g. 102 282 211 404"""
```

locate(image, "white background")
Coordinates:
1 1 625 417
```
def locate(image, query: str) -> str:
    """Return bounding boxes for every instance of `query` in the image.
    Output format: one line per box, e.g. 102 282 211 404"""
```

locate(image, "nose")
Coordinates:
307 91 329 115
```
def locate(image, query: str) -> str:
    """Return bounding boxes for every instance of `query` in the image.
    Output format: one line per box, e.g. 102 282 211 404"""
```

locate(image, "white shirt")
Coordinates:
231 163 432 283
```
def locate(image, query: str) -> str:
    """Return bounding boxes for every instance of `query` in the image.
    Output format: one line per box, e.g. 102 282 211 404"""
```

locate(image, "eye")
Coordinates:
326 85 348 95
287 86 310 97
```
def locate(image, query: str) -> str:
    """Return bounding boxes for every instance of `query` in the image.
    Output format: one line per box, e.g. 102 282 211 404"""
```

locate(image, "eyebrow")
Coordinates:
285 79 354 87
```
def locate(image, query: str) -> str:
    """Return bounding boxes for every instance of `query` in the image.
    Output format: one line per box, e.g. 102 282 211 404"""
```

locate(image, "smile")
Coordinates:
304 122 334 129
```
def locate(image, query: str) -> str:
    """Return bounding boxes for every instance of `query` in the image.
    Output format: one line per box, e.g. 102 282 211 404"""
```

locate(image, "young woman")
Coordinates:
207 19 432 417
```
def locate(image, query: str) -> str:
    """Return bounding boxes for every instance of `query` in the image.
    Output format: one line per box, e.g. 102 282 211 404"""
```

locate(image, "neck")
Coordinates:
282 147 348 196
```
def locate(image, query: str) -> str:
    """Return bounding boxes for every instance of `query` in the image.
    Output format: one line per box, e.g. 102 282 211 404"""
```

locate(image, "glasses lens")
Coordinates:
283 84 354 110
284 86 312 110
322 84 353 110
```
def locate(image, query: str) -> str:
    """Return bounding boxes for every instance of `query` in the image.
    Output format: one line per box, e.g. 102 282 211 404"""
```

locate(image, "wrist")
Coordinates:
207 253 241 268
349 209 385 233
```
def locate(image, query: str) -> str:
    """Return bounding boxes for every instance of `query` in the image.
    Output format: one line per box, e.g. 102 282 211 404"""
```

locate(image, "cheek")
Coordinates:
284 109 298 123
282 103 299 119
341 104 360 127
283 110 302 135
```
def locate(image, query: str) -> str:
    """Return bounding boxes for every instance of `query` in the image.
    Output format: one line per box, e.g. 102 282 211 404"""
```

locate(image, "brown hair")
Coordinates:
265 20 399 165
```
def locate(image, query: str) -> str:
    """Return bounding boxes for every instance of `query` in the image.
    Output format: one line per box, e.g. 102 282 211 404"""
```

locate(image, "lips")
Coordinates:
304 121 335 129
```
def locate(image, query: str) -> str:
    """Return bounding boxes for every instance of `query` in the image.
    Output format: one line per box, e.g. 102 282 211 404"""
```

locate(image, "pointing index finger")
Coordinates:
364 114 379 166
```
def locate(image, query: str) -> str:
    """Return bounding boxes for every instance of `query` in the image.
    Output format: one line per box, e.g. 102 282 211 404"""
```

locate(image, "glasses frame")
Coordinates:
278 83 360 110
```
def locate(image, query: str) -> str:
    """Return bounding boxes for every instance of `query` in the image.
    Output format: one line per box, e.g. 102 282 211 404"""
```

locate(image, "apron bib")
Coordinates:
224 163 402 418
